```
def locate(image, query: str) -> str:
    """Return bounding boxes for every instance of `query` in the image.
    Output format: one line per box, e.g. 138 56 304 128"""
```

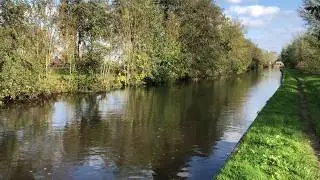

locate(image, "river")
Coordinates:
0 69 281 180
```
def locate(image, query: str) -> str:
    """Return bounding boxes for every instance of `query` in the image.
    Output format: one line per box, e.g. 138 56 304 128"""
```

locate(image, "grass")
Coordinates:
216 70 320 180
294 71 320 138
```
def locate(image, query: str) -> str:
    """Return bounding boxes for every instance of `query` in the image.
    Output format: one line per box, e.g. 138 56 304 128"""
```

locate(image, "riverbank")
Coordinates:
216 70 320 179
1 68 269 106
0 72 123 106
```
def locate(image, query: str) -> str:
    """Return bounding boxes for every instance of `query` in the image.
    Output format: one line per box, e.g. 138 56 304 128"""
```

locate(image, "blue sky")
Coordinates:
216 0 305 53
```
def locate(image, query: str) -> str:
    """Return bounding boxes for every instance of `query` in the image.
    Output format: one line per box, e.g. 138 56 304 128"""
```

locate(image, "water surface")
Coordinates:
0 69 281 180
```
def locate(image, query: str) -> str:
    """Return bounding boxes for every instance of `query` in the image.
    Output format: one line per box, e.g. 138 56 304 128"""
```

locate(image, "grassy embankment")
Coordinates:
216 70 320 179
296 71 320 137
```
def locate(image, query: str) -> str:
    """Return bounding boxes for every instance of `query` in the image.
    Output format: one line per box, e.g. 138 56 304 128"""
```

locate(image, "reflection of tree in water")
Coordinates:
150 71 261 179
62 95 109 158
0 103 55 180
0 70 271 179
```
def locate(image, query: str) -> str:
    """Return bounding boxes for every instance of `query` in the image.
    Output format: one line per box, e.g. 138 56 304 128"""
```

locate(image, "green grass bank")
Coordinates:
216 70 320 179
295 71 320 138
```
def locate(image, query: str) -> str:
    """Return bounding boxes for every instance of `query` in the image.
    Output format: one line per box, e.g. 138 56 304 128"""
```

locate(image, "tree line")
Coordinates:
281 0 320 73
0 0 275 103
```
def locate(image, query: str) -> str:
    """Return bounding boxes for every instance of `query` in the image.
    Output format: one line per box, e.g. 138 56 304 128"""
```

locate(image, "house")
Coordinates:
274 60 284 68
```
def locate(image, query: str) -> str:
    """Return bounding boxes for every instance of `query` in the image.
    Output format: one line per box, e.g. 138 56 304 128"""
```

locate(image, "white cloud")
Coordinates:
229 5 280 17
238 17 265 27
282 10 295 15
217 0 304 52
226 0 242 4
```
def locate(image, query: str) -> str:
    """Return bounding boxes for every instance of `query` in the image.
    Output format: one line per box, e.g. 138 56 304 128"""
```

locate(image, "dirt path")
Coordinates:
295 76 320 161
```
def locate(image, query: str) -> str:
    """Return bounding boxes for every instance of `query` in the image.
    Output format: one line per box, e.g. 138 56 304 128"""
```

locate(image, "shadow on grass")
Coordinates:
293 71 320 138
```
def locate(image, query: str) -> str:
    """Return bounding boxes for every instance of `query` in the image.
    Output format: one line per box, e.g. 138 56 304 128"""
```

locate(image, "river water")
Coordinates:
0 69 281 180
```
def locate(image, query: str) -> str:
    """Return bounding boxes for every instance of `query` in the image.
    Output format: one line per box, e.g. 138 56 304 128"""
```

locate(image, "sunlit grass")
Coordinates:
295 71 320 137
216 70 320 179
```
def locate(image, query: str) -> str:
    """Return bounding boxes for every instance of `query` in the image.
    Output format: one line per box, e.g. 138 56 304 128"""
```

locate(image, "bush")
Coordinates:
281 34 320 73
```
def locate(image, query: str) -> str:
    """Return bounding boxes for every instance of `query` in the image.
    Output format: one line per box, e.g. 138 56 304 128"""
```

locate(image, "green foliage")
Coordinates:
151 12 182 83
219 21 254 74
0 57 36 100
0 0 274 103
0 1 48 101
179 0 224 77
71 74 121 92
300 0 320 37
217 70 320 180
113 0 165 85
281 34 320 73
76 43 110 74
281 0 320 73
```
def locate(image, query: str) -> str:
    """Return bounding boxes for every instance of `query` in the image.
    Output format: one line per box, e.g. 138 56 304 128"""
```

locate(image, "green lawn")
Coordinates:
296 71 320 138
216 70 320 180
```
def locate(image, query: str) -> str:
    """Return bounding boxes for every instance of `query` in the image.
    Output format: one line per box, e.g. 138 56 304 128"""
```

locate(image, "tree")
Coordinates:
179 0 225 78
281 34 320 73
113 0 164 85
58 0 111 74
157 0 180 20
0 0 273 103
300 0 320 37
0 0 45 99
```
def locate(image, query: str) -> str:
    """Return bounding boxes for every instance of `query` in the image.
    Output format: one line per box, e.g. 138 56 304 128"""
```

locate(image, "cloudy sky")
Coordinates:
216 0 305 53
